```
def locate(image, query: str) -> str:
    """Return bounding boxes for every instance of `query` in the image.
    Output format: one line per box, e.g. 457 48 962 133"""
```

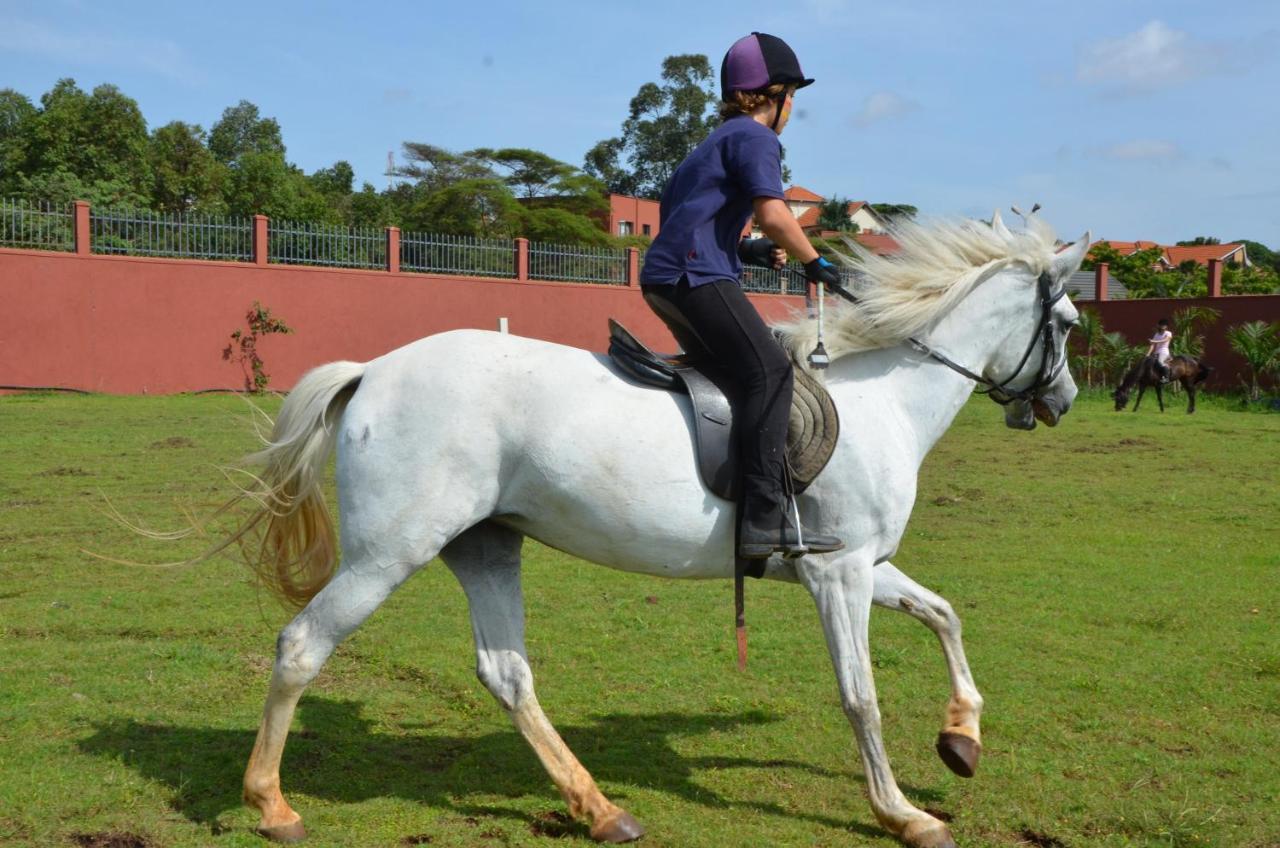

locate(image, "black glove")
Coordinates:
803 255 842 287
738 237 778 268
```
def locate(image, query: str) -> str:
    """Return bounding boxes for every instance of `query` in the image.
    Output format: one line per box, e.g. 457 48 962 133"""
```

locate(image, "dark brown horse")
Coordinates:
1114 355 1212 413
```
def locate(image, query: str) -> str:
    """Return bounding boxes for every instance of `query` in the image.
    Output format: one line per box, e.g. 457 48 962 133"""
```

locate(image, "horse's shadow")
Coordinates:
77 697 942 838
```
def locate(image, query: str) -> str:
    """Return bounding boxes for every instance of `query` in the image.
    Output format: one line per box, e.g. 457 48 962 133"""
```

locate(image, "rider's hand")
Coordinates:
803 255 842 287
738 237 782 268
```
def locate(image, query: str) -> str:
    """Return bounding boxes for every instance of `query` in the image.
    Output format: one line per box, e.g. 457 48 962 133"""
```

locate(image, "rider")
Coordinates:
639 32 845 559
1146 317 1173 382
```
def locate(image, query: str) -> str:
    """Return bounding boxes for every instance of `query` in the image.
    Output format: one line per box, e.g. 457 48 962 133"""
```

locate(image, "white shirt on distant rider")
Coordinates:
1149 329 1172 365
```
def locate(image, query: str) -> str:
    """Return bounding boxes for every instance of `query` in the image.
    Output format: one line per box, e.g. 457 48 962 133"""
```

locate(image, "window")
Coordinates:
618 221 633 236
642 224 651 236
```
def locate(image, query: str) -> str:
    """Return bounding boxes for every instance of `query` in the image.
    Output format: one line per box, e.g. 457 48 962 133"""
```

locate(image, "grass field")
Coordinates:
0 389 1276 848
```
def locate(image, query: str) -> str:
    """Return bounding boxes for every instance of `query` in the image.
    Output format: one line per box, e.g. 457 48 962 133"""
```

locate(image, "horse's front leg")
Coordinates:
873 562 982 778
1155 382 1165 412
804 553 956 848
1184 380 1196 414
1133 385 1146 411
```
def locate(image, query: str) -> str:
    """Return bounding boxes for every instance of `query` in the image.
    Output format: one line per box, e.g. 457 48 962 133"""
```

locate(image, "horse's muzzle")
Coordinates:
1032 397 1063 427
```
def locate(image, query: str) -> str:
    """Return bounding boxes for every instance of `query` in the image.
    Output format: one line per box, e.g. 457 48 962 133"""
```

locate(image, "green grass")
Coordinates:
1 391 1277 848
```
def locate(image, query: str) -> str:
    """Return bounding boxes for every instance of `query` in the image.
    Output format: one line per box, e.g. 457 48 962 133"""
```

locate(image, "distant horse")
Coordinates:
1114 354 1212 414
209 215 1087 848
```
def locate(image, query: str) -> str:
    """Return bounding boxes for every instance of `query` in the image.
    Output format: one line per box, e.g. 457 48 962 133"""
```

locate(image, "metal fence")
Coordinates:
269 220 386 269
89 207 254 261
400 232 516 278
740 264 862 296
0 198 74 251
528 240 627 285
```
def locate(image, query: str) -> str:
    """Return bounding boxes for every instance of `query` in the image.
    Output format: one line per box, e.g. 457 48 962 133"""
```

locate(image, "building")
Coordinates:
606 194 661 239
1092 240 1251 269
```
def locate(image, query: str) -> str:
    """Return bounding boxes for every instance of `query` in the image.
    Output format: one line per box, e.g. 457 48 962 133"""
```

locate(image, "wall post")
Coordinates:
253 215 269 267
386 226 400 273
1094 262 1109 302
73 200 91 256
1207 258 1222 298
515 238 529 281
626 247 639 287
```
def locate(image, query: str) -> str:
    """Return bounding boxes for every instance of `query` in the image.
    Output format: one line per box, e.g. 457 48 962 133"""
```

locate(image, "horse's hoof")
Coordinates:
902 818 956 848
256 820 307 843
936 731 980 778
590 810 645 843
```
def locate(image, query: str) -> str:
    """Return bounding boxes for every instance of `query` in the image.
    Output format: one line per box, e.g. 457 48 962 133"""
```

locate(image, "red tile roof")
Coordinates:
784 186 824 203
845 200 867 215
796 206 821 228
853 232 900 256
1092 240 1247 267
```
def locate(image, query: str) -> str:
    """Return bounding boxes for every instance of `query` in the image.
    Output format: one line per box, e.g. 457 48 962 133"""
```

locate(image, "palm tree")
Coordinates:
1170 305 1221 358
1098 331 1145 387
1226 320 1280 401
1069 308 1103 388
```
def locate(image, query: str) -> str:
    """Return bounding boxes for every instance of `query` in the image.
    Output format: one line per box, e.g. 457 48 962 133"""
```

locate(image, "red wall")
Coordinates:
3 247 1275 395
1090 295 1280 390
608 194 662 239
0 248 802 394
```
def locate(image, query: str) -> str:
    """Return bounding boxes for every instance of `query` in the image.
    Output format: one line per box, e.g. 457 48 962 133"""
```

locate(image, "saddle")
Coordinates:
606 319 839 502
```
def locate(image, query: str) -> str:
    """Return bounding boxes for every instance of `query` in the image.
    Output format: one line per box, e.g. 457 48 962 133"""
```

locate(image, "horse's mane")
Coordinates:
775 216 1060 362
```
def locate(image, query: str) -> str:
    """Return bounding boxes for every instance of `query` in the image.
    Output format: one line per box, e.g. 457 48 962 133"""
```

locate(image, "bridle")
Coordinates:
819 269 1068 406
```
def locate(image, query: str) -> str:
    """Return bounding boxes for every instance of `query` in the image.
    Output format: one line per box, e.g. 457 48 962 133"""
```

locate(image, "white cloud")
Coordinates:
1096 140 1182 161
1078 20 1269 93
0 16 198 82
851 91 918 129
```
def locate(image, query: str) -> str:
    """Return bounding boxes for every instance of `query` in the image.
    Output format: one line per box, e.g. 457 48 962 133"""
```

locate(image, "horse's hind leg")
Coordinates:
1156 383 1165 412
243 560 421 842
873 562 983 778
443 522 643 843
1133 385 1146 411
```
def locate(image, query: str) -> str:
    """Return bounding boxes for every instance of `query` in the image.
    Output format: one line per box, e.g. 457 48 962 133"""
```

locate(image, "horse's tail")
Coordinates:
220 361 365 609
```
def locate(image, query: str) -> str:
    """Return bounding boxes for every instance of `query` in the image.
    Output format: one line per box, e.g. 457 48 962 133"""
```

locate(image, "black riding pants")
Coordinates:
641 277 793 504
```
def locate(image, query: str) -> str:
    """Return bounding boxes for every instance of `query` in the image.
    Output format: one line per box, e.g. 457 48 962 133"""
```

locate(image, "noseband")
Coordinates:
821 270 1067 405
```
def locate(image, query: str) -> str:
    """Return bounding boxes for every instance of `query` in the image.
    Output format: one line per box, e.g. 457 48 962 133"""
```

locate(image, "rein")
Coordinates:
804 269 1067 405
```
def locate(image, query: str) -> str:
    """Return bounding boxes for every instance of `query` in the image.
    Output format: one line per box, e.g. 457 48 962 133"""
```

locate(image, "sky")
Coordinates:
1 0 1277 246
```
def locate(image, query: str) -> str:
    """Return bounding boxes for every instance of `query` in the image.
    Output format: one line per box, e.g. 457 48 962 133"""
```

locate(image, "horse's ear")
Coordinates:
991 210 1014 241
1051 231 1091 281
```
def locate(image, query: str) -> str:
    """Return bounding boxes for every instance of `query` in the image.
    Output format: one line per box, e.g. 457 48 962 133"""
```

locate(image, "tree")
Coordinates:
870 203 917 222
818 196 859 232
9 79 152 205
583 54 719 198
404 178 521 237
148 121 225 213
208 101 285 165
1084 242 1168 298
1169 306 1220 358
1226 320 1280 401
1175 236 1220 246
1231 239 1280 275
0 89 37 193
1068 307 1104 388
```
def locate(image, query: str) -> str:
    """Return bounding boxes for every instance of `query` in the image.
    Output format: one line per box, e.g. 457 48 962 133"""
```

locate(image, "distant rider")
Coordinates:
1146 318 1173 382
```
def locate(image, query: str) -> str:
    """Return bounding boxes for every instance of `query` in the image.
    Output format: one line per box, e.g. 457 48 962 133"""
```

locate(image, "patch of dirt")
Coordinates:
37 466 91 477
529 810 576 838
149 436 196 449
71 833 151 848
924 807 954 822
1015 829 1066 847
401 836 434 845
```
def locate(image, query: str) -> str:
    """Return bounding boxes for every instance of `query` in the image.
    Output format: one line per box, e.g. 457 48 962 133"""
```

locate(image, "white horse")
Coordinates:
227 214 1087 848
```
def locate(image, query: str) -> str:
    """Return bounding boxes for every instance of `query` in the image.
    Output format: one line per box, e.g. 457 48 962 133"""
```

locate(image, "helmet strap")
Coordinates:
769 92 787 131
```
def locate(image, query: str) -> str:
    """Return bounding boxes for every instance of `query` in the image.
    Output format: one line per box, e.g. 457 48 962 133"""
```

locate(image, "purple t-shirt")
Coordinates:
640 116 785 287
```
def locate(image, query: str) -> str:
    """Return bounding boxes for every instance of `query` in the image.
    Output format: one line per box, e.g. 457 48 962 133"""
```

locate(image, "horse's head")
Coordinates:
982 227 1088 431
1113 384 1130 411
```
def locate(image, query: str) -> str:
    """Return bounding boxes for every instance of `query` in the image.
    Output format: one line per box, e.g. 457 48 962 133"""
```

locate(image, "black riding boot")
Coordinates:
738 476 844 559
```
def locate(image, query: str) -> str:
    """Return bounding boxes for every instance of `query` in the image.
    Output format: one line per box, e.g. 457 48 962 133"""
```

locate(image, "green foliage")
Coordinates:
1067 307 1105 388
869 202 917 221
207 100 285 165
817 196 859 232
519 206 609 246
584 54 719 199
148 121 226 214
1168 306 1220 358
1097 330 1145 385
405 177 522 238
1232 238 1280 274
1175 235 1220 246
1226 320 1280 401
221 301 293 393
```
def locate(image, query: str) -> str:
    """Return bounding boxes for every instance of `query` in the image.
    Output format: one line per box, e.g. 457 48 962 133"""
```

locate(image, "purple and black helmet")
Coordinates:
720 32 814 102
